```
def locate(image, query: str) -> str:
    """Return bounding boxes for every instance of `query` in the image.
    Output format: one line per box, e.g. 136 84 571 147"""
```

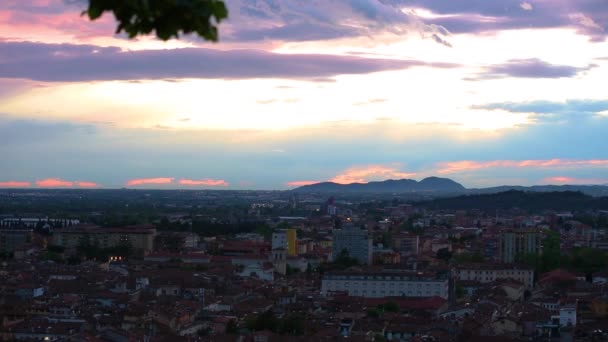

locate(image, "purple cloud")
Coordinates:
222 0 451 43
390 0 608 42
0 41 457 82
471 58 595 80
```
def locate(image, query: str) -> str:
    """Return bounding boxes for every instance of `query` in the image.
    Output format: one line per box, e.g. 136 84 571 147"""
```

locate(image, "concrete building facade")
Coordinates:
0 228 33 253
52 225 157 256
332 224 372 264
454 264 535 288
271 229 297 256
498 229 540 263
321 270 449 299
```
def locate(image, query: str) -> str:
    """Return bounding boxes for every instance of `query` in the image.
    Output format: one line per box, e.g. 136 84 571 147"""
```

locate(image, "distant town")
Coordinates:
1 187 607 341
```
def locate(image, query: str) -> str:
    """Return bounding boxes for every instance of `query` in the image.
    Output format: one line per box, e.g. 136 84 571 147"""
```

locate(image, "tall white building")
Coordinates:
332 224 372 264
272 231 287 250
321 270 450 299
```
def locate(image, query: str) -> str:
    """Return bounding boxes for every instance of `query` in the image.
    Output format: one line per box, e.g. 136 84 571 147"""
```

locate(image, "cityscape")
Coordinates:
2 0 608 341
1 186 608 341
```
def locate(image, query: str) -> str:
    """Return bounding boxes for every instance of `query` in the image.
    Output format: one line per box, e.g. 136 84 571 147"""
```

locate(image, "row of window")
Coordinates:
328 275 441 281
345 289 442 297
326 281 443 288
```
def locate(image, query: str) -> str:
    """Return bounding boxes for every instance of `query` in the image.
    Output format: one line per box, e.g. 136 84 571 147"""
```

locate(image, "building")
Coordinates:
271 229 297 256
559 304 577 327
332 224 372 264
498 229 540 263
271 248 287 275
52 225 157 256
0 228 33 252
454 263 535 288
393 233 419 257
321 270 450 299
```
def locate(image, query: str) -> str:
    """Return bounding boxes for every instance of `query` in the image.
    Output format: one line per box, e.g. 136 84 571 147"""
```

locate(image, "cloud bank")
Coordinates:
0 41 455 82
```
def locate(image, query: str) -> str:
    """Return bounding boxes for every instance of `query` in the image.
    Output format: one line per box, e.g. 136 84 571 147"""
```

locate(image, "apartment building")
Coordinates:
321 270 449 299
498 229 540 263
271 229 297 256
454 263 535 288
332 224 372 264
0 228 32 252
52 225 157 256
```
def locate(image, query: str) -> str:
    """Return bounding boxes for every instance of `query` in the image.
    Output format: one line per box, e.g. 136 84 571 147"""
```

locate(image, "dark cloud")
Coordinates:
230 22 354 42
471 58 594 80
388 0 608 42
0 41 457 82
223 0 451 44
431 33 452 47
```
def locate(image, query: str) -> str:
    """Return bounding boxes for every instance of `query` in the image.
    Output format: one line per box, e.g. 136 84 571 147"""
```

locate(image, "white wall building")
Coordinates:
559 305 577 327
272 231 287 250
454 264 535 288
321 270 449 299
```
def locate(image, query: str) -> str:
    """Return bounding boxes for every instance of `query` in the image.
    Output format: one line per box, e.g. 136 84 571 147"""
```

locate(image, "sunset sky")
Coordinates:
1 0 608 189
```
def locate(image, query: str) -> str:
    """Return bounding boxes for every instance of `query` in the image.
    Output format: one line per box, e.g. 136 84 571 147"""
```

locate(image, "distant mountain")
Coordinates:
293 177 466 193
468 185 608 197
417 190 608 211
293 177 608 196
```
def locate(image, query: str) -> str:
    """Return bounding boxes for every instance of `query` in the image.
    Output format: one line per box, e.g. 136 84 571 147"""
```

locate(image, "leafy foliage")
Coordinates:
225 319 238 334
334 249 361 268
378 301 399 313
76 237 134 262
453 252 484 263
564 247 608 274
367 301 400 318
516 230 560 273
436 247 452 263
85 0 229 41
516 231 608 276
245 310 305 335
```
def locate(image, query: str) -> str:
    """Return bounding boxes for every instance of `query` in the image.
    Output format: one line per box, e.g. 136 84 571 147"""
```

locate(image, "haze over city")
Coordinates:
1 0 608 189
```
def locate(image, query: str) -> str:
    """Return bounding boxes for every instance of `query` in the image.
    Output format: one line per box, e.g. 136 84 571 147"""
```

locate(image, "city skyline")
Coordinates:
1 0 608 189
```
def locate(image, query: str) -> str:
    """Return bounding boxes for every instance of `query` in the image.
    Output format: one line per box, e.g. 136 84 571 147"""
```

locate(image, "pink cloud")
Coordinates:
330 165 416 184
75 181 99 188
437 159 608 174
126 178 174 186
543 176 608 185
286 180 321 187
36 178 73 187
0 2 115 42
179 179 229 187
0 181 31 187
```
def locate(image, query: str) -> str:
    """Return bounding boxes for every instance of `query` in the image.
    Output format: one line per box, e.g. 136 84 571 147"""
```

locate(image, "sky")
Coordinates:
1 0 608 190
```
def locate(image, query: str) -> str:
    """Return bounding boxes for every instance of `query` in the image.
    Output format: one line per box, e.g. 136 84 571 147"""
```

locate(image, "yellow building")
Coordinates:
591 297 608 316
286 228 297 256
319 238 333 249
272 228 297 256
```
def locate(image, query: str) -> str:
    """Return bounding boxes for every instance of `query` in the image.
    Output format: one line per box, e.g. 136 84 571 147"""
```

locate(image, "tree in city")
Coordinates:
334 248 360 268
225 319 238 334
84 0 229 41
436 247 452 263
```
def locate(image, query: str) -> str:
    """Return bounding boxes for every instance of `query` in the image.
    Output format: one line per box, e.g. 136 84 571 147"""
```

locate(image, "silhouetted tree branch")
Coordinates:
85 0 228 41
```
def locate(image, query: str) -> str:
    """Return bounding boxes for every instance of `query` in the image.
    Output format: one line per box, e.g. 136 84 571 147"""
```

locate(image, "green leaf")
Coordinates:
87 5 103 19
